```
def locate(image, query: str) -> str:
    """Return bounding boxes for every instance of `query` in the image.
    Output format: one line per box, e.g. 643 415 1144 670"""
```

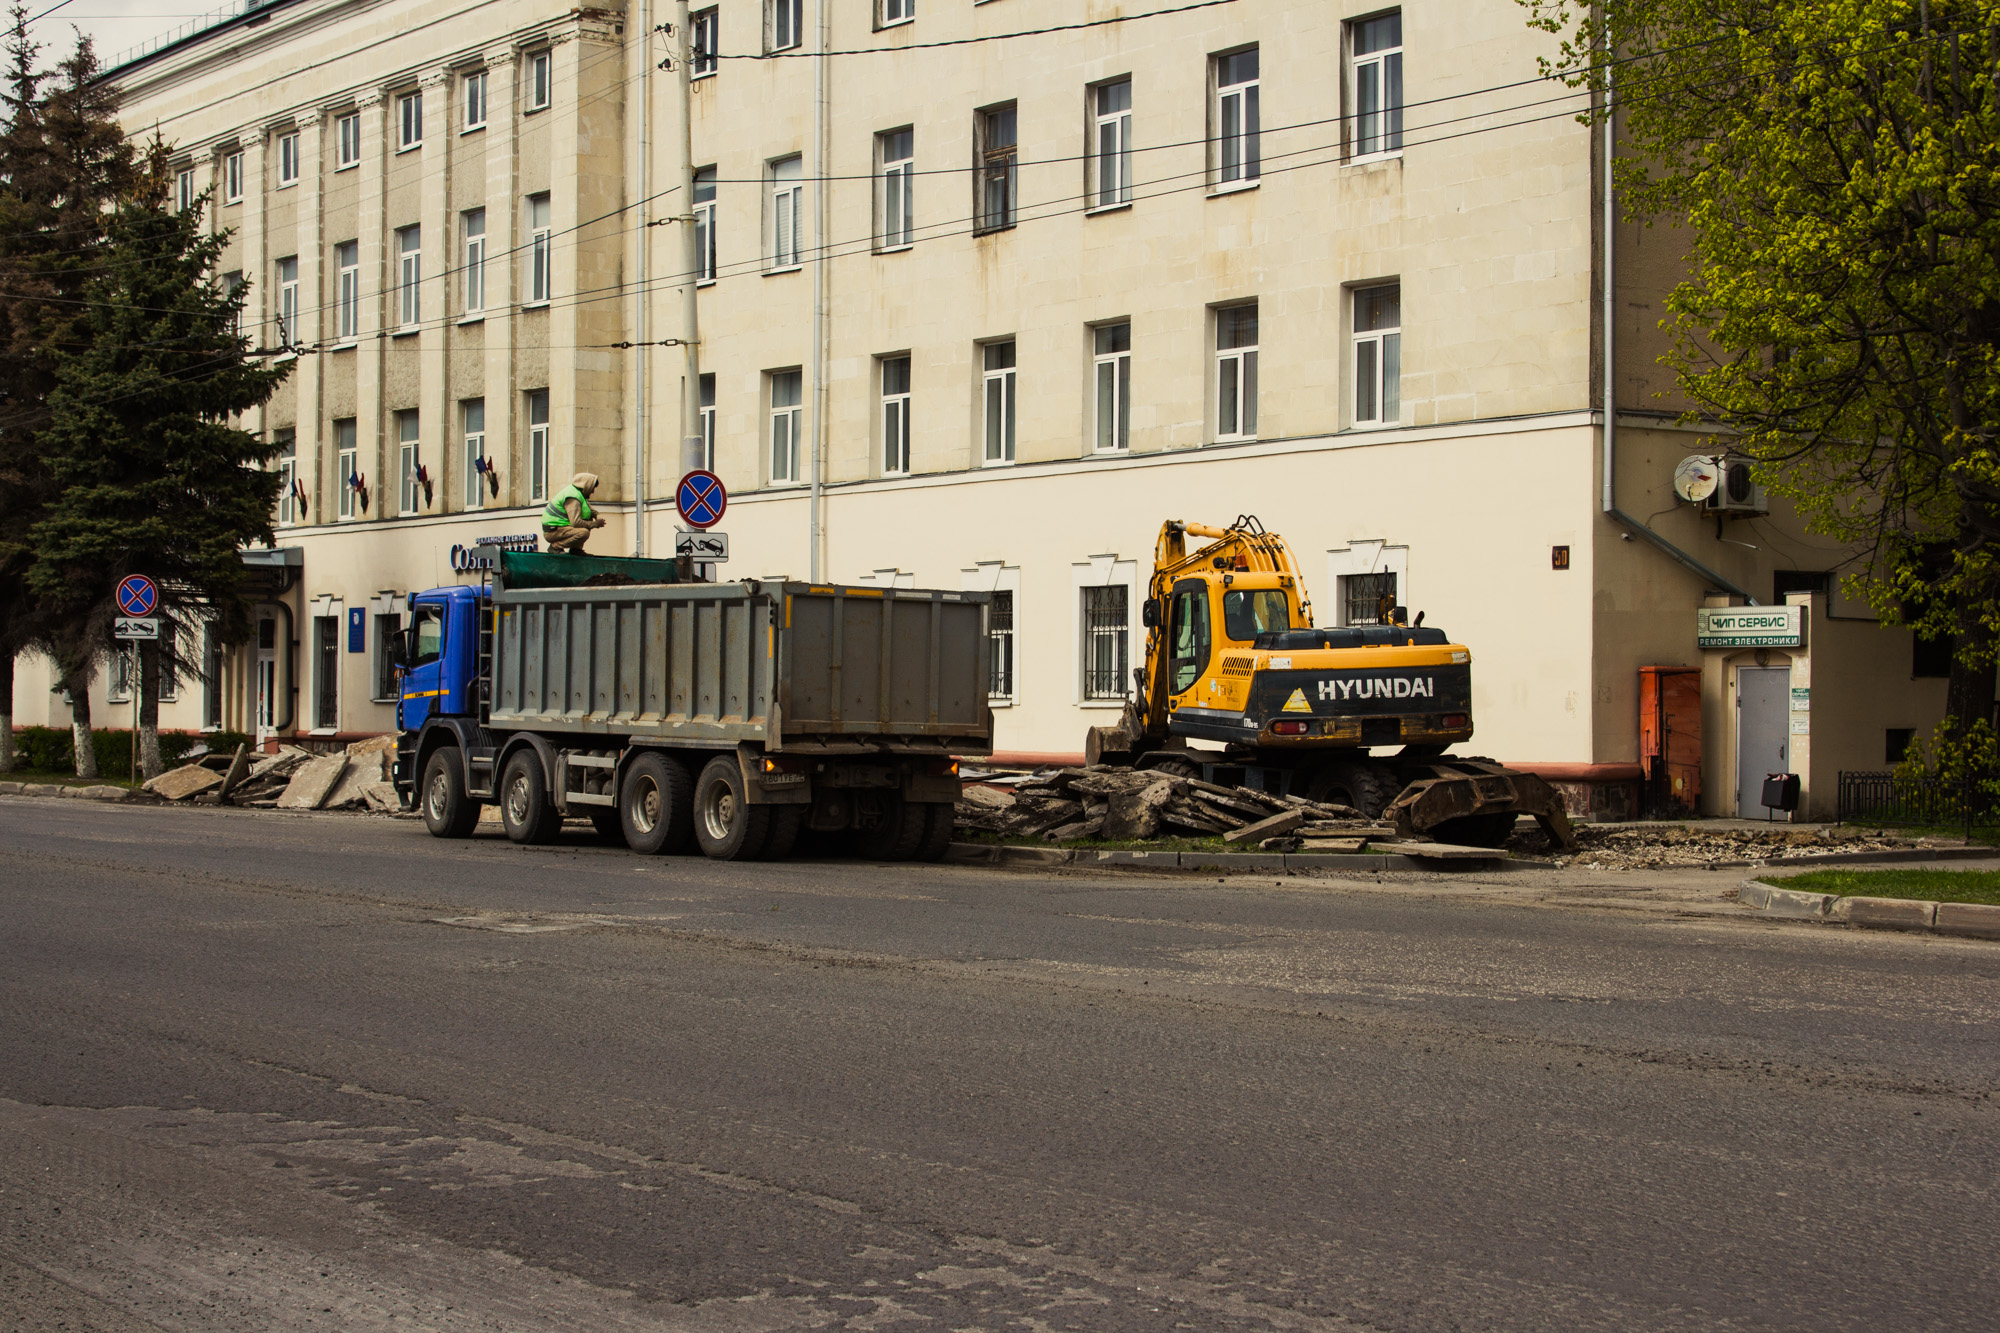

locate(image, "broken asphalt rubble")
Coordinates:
956 765 1378 850
141 733 402 813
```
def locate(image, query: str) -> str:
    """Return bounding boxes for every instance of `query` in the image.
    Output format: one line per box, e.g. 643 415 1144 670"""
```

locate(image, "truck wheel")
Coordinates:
758 805 805 861
915 802 955 862
587 808 624 842
1306 760 1397 818
499 751 561 845
852 794 925 861
421 750 480 839
693 756 769 861
620 752 694 855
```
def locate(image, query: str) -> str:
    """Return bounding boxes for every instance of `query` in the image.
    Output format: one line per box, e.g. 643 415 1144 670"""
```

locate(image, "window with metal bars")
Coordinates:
988 590 1015 700
1341 571 1397 626
315 616 339 729
1082 585 1129 700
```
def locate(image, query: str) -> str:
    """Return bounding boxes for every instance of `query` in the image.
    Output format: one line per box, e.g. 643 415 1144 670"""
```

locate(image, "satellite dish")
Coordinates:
1674 455 1720 503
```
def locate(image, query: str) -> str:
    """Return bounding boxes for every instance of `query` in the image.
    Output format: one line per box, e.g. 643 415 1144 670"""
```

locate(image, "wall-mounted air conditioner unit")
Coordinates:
1702 456 1768 515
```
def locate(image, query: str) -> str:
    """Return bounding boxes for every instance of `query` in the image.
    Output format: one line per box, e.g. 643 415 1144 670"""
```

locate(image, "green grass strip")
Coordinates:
1768 868 2000 906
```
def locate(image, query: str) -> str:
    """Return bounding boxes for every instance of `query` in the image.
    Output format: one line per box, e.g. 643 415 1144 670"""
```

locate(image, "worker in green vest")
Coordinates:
541 472 604 554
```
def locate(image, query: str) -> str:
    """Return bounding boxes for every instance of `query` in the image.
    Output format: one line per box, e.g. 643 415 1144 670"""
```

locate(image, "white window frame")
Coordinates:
1327 541 1410 627
767 157 803 271
699 373 716 470
1072 557 1138 707
397 90 423 151
1093 321 1131 453
395 225 422 329
175 167 196 212
767 0 803 52
877 129 914 251
1213 47 1260 190
335 418 359 520
975 104 1017 234
981 339 1016 466
275 427 298 526
1350 12 1404 161
694 167 717 283
1090 79 1132 210
223 150 243 204
961 563 1021 705
461 208 486 316
527 50 552 111
769 368 803 483
462 398 487 509
692 8 719 77
527 389 550 501
1351 282 1402 428
1213 302 1258 442
277 132 299 187
880 354 912 475
396 410 422 515
336 112 361 169
880 0 914 29
275 256 298 348
526 193 552 304
335 240 359 342
462 70 488 132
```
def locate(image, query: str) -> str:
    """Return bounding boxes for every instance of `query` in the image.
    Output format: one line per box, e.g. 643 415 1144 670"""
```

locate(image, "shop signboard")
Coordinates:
1697 605 1803 649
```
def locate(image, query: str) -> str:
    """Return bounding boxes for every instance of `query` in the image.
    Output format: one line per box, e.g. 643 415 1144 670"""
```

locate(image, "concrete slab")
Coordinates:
1739 880 1836 918
1935 901 2000 939
144 764 223 801
277 754 348 810
324 752 389 808
1831 895 1936 930
0 781 22 795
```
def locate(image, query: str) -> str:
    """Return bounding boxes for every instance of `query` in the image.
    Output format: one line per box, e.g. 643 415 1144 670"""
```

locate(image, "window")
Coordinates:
768 157 802 269
877 129 914 250
335 240 359 340
882 0 915 23
107 646 134 704
975 105 1017 233
1352 283 1401 426
275 256 298 346
692 8 718 77
396 225 422 328
881 355 911 474
767 0 802 52
222 271 244 338
314 615 339 730
411 605 444 667
700 373 716 469
1913 632 1952 678
527 389 550 501
276 428 298 525
1091 80 1132 208
462 399 486 509
982 340 1016 464
1351 12 1403 158
461 208 486 314
335 417 359 520
463 70 487 130
527 49 552 110
769 369 803 482
1215 303 1258 440
526 193 552 303
1214 48 1260 187
336 112 361 168
1223 588 1291 640
1082 585 1129 701
988 589 1015 700
373 610 402 700
397 90 422 150
396 410 422 515
694 168 716 282
1169 585 1211 693
175 167 196 212
277 132 299 186
1886 728 1917 764
1341 571 1397 627
1093 321 1131 452
223 151 243 203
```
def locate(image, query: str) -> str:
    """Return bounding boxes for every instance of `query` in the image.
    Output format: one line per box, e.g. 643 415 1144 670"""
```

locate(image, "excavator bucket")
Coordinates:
1383 762 1579 851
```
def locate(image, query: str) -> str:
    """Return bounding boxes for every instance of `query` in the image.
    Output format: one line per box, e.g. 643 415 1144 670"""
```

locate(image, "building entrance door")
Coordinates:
255 615 278 741
1736 665 1791 817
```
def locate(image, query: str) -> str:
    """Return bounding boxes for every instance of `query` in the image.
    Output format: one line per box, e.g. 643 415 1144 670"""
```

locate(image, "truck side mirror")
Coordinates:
1142 598 1161 628
388 627 412 669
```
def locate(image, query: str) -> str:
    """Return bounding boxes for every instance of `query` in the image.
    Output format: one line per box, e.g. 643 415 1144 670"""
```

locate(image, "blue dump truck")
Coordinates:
389 551 992 861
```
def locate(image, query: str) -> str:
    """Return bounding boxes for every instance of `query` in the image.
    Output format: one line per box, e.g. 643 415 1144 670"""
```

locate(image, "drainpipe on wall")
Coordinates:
1598 65 1757 604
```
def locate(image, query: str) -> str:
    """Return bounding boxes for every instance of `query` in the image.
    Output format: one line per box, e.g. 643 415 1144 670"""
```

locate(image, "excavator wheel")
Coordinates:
1136 753 1200 781
1305 760 1398 819
1426 812 1520 849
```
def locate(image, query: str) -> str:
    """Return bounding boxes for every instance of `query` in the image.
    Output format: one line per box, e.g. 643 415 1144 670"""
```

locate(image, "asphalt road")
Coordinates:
2 799 1995 1331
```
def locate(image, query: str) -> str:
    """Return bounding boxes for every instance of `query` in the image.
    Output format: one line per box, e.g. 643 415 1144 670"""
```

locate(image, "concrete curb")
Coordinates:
946 842 1521 875
1740 878 2000 940
0 780 135 801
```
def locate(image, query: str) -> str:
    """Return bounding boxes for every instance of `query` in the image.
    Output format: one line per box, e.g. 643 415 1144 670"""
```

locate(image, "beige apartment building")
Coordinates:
8 0 1951 818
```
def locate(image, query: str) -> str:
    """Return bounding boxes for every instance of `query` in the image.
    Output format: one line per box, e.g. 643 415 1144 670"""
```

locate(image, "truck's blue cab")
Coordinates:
397 585 485 730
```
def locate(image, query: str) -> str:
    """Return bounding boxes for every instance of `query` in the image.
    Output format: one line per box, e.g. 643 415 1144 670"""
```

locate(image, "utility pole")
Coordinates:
633 0 651 555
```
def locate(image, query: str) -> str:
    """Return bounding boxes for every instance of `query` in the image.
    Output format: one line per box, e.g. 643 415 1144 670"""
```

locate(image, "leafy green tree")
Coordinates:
1524 0 2000 725
29 145 290 776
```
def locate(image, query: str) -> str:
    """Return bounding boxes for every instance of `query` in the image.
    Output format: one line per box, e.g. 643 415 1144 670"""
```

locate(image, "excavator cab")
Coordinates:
1164 572 1304 711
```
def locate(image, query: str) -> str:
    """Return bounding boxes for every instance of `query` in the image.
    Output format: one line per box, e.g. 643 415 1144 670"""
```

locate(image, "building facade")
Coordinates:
8 0 1952 817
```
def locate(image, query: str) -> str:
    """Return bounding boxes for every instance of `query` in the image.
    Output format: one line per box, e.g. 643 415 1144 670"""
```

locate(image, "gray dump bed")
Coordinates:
485 560 991 753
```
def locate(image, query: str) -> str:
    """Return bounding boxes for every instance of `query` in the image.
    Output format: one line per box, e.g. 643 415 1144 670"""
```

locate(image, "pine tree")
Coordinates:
29 145 290 776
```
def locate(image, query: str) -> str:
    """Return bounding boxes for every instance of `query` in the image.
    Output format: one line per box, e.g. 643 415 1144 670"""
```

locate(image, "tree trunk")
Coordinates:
1946 598 1998 732
65 661 97 779
137 639 163 779
0 651 14 773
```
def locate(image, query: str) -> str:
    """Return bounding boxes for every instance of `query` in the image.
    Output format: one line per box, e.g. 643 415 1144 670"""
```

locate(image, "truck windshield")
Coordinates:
1223 589 1290 641
411 605 444 667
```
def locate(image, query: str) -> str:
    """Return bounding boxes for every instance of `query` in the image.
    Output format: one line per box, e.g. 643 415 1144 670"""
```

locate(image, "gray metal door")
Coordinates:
1736 666 1791 816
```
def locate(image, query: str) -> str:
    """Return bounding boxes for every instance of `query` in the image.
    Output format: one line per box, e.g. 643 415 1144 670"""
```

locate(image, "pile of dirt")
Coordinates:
1509 822 1935 869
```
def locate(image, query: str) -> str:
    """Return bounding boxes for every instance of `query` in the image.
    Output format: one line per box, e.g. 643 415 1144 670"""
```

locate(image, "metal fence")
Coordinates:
1838 769 2000 831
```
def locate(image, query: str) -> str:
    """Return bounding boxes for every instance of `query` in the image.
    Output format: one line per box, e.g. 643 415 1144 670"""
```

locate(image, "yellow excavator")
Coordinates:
1087 517 1576 849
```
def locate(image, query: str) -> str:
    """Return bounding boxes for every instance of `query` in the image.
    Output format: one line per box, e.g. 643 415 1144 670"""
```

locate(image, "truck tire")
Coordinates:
852 793 925 861
587 808 624 842
758 805 805 861
619 752 694 855
915 802 955 862
499 751 561 845
420 750 480 839
1306 760 1398 818
693 755 770 861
